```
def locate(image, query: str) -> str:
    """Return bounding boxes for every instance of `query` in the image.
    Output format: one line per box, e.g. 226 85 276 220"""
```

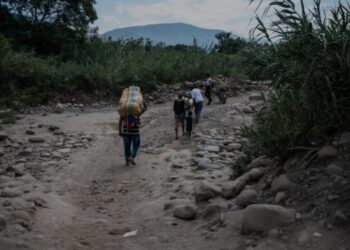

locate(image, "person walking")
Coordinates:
191 85 204 124
119 114 141 166
204 73 215 105
173 93 186 140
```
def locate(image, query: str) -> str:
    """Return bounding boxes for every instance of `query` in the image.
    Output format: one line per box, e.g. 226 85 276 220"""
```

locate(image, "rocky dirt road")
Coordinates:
0 91 349 250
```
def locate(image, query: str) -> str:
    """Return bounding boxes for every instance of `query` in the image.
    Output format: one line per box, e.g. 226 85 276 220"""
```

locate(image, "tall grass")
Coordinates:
244 0 350 159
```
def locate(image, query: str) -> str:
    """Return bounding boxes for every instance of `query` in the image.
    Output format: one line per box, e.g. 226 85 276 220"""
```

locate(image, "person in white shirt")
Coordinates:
191 85 204 124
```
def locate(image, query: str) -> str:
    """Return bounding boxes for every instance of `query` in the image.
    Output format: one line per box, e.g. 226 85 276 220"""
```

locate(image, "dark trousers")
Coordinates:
123 134 140 161
205 89 212 105
194 101 203 124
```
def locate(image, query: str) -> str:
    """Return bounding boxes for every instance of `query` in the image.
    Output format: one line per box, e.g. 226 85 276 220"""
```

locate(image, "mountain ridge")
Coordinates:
101 22 227 47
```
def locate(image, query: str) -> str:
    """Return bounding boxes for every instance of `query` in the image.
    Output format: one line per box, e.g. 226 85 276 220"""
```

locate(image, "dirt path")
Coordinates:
0 95 245 250
1 91 349 250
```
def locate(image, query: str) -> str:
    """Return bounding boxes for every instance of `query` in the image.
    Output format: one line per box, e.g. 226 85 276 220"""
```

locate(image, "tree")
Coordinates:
214 32 248 54
0 0 97 54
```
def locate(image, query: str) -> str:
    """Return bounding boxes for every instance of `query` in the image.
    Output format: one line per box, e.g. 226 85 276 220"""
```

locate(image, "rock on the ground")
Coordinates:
194 181 221 202
225 143 242 152
28 137 45 143
247 157 274 169
236 189 258 208
0 149 4 157
318 145 338 159
338 131 350 145
333 210 348 226
197 160 223 170
241 204 296 233
0 133 8 141
271 175 293 192
25 130 35 135
48 125 60 131
0 215 6 231
249 94 264 102
203 145 221 153
222 168 266 199
164 199 193 210
173 205 197 220
326 163 343 176
275 192 287 203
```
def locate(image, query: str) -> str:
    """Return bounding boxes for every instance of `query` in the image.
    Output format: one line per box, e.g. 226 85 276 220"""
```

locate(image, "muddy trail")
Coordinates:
0 90 349 250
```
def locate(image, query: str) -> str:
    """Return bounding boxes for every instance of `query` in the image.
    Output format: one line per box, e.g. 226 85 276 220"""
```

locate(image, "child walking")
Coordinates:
185 110 193 138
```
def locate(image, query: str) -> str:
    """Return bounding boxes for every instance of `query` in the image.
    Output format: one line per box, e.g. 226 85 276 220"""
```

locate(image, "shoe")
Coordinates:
129 158 136 165
125 160 130 166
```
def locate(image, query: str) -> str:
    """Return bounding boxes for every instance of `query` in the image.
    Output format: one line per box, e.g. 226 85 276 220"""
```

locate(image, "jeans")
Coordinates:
194 101 203 123
123 134 140 161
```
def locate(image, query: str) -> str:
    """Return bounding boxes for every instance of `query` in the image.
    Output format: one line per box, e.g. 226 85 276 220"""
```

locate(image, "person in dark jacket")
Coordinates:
173 93 186 139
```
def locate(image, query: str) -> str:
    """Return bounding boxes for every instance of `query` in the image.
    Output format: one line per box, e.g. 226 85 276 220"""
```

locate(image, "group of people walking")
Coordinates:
118 73 220 166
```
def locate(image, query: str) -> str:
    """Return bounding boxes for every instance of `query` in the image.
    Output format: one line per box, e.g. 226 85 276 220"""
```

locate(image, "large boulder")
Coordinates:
236 189 258 208
241 204 296 233
173 205 197 220
271 175 293 192
318 145 337 159
326 163 343 176
194 181 221 202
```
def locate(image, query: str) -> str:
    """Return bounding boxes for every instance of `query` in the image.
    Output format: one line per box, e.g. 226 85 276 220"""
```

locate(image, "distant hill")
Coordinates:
101 23 226 47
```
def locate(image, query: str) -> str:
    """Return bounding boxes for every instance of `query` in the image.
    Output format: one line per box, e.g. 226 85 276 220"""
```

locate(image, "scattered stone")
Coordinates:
271 175 293 192
241 204 296 233
26 195 48 208
297 230 311 245
333 210 348 227
0 215 6 231
173 205 197 220
338 131 350 145
53 130 64 135
28 137 45 143
275 192 287 203
0 188 21 198
313 232 322 237
0 149 4 158
9 164 26 177
247 157 274 169
225 143 242 152
318 145 337 159
18 148 32 156
269 229 280 239
236 189 258 208
197 160 222 170
194 181 221 202
172 162 186 169
25 130 35 135
222 168 265 199
58 148 71 154
202 204 223 219
203 145 221 153
326 163 343 176
249 94 264 102
0 133 8 141
164 199 193 210
48 125 60 131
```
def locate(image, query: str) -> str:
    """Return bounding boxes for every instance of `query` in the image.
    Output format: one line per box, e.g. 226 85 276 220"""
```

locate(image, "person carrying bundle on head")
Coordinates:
118 85 147 166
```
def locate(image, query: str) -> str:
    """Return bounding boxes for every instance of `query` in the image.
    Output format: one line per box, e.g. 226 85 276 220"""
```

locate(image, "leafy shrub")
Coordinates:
245 0 350 159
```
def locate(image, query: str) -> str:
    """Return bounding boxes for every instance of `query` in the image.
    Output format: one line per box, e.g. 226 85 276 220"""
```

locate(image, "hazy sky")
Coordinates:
94 0 335 37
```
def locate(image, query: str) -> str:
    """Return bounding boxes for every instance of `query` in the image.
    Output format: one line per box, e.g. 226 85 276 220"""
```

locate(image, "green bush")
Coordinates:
245 0 350 159
0 38 247 107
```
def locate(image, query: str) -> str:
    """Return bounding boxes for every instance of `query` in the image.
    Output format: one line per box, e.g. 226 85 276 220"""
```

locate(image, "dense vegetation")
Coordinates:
0 1 256 107
241 0 350 160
